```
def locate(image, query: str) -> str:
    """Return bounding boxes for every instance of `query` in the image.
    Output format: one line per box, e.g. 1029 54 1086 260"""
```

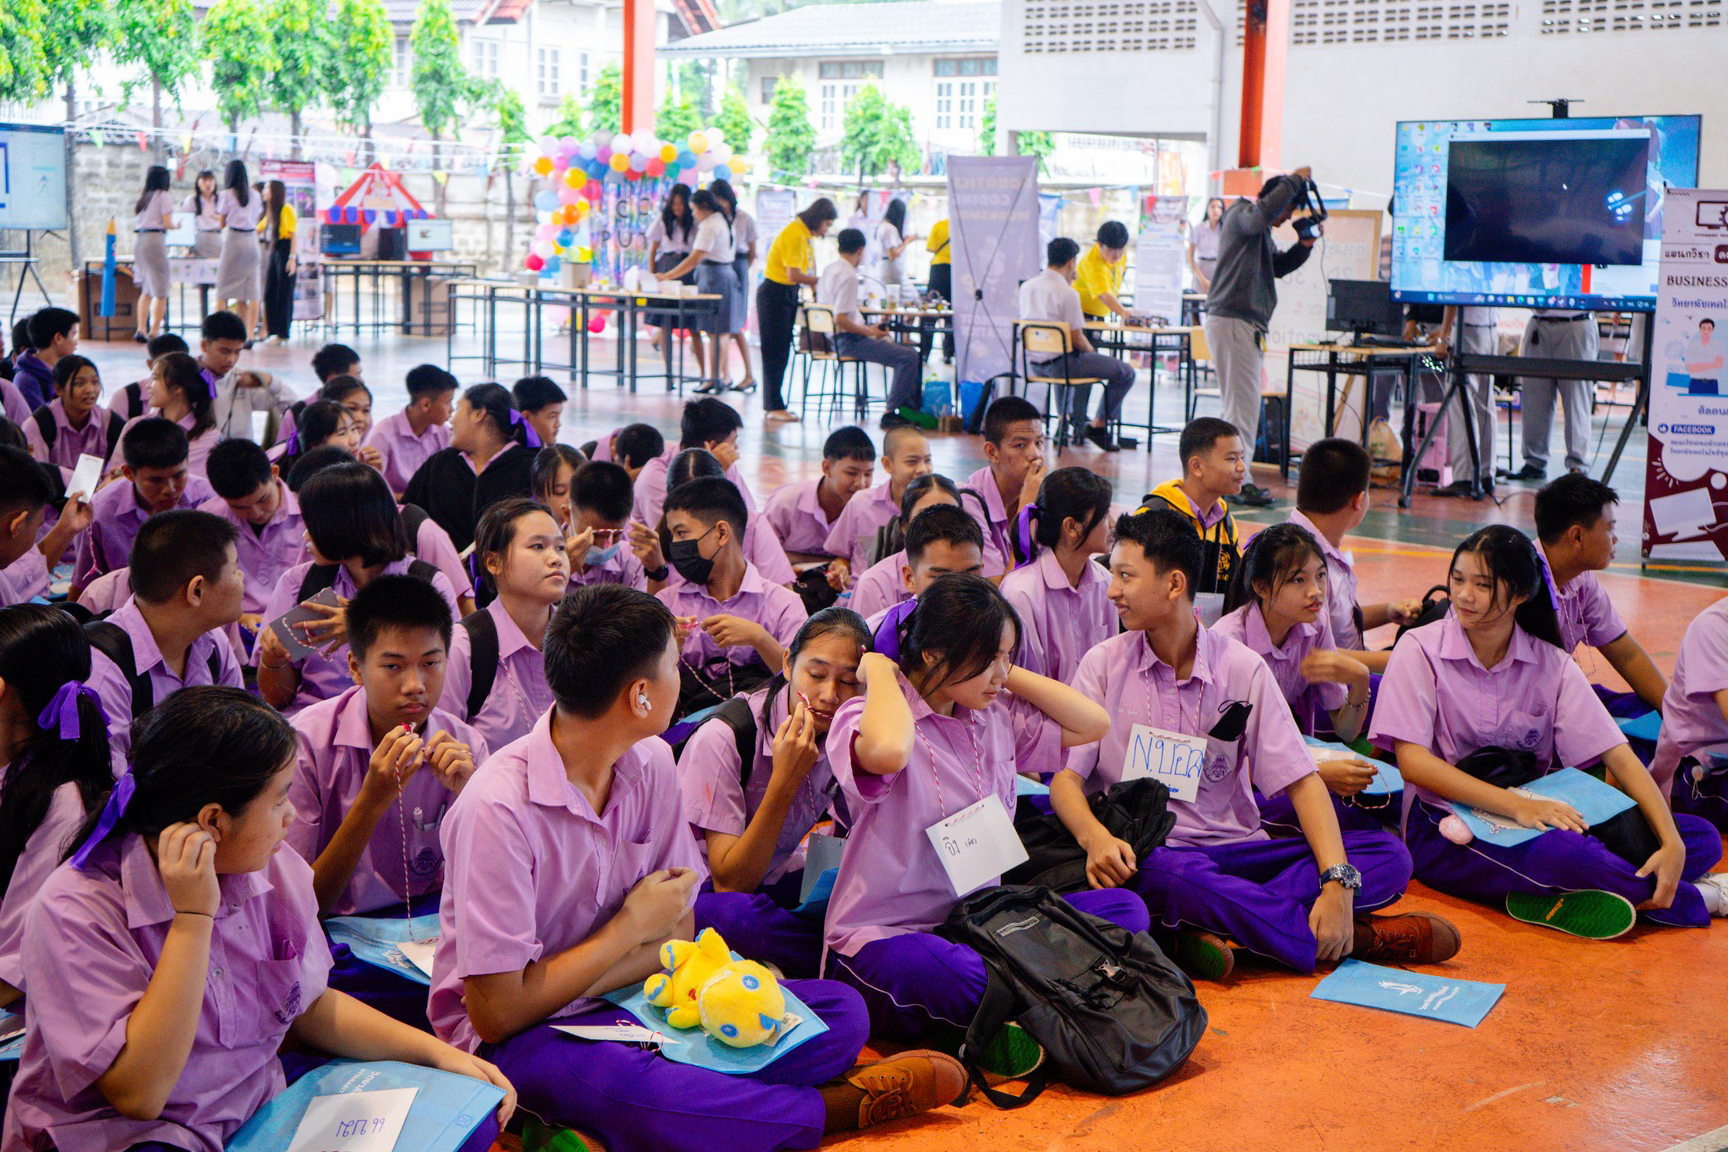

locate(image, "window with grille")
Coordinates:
934 81 953 129
1020 0 1200 52
1540 0 1716 30
934 57 999 75
472 38 499 78
818 61 885 79
538 46 561 97
1289 0 1511 42
392 36 410 87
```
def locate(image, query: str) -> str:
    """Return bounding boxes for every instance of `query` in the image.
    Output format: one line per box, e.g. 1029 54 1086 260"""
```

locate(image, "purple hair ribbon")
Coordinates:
872 598 917 662
37 680 107 742
69 770 135 870
509 409 543 449
1014 502 1039 562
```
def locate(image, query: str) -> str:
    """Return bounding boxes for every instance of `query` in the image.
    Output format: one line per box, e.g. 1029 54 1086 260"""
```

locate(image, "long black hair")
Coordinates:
883 198 908 238
464 382 533 449
709 178 738 223
473 496 560 603
193 168 217 217
66 687 295 864
895 572 1021 694
300 461 408 567
757 607 871 732
1222 522 1326 615
661 183 693 246
279 399 350 476
223 159 251 207
135 165 171 215
154 350 216 440
0 607 110 892
1450 524 1565 650
1012 466 1112 566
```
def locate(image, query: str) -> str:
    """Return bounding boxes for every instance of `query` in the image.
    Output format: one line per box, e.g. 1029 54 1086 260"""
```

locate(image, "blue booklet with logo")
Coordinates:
225 1060 503 1152
1455 767 1637 848
1311 960 1505 1028
324 913 439 987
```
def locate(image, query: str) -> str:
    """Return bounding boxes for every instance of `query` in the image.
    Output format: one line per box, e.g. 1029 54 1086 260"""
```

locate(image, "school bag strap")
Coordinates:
401 503 430 548
84 619 221 718
123 381 144 420
30 408 55 453
1006 778 1176 893
457 608 499 722
298 558 440 604
715 695 760 788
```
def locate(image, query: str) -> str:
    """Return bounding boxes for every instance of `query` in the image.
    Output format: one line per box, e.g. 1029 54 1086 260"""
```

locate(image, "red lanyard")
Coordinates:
917 711 985 819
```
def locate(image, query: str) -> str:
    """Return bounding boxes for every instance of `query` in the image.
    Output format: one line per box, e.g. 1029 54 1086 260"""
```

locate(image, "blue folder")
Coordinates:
324 914 440 987
1616 711 1662 745
1311 959 1504 1027
0 1010 22 1062
602 956 828 1074
225 1059 503 1152
1304 737 1403 795
1455 767 1637 848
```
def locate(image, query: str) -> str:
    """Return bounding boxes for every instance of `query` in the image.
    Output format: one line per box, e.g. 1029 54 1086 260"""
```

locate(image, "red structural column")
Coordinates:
1236 0 1287 171
621 0 656 135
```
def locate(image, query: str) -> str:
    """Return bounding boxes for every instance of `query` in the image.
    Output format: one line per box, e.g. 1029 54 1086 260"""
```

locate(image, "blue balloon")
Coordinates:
713 165 732 182
545 255 562 273
679 150 697 168
557 229 575 246
533 190 558 212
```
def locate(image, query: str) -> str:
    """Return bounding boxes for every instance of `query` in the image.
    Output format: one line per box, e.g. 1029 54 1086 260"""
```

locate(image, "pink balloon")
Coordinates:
588 312 609 333
558 185 581 205
596 146 611 163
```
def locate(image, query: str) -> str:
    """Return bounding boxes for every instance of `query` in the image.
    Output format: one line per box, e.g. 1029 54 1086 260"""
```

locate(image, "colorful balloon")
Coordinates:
532 156 554 176
609 153 630 172
711 143 732 166
713 164 732 182
646 158 666 177
688 131 708 154
525 253 545 272
533 190 558 212
659 144 678 164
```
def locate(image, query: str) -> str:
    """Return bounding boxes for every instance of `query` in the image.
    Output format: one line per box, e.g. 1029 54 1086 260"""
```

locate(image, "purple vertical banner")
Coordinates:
947 157 1041 408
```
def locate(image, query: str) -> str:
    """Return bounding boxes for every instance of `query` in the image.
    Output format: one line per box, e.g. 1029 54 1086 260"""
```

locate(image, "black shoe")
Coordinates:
1498 463 1546 482
132 331 148 344
879 412 912 430
1227 483 1276 508
1082 424 1120 453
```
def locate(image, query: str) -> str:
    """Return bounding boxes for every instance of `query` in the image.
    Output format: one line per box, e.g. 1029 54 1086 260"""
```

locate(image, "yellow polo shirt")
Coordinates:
926 219 950 267
1075 244 1124 318
765 218 813 286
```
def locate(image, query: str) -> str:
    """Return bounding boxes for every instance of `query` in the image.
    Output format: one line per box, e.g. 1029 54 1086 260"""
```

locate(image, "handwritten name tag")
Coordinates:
286 1086 416 1152
1121 723 1208 802
925 795 1027 897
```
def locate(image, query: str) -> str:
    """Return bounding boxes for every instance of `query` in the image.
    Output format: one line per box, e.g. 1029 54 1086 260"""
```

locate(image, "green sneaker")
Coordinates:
973 1021 1045 1080
1168 929 1235 981
1505 889 1636 940
523 1116 609 1152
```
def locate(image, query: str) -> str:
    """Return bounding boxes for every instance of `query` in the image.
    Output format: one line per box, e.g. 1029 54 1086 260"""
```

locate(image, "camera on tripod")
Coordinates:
1289 174 1328 242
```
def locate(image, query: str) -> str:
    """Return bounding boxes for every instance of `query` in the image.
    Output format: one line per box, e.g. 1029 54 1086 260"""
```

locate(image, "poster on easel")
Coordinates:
260 159 323 322
1643 187 1728 563
948 157 1042 400
1133 195 1189 325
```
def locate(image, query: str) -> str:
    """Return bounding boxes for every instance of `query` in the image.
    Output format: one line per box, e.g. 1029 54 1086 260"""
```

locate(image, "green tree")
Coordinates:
840 84 917 179
489 84 530 272
657 99 700 146
326 0 391 160
203 0 279 142
39 0 110 265
676 60 716 123
410 0 471 209
716 83 752 156
544 92 585 139
0 0 50 105
979 94 1053 171
268 0 331 158
585 61 622 138
763 74 814 182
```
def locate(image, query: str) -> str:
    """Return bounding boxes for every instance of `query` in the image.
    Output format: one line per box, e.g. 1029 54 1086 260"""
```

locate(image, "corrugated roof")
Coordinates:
659 0 999 57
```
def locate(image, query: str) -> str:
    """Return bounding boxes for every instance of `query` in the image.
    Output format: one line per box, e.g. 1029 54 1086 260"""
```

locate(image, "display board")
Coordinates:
0 122 68 231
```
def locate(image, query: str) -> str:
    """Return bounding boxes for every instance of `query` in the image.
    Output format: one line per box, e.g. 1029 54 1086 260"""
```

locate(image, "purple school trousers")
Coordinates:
825 888 1150 1042
1129 829 1413 973
481 979 867 1152
696 872 823 978
322 892 441 1031
1407 799 1722 928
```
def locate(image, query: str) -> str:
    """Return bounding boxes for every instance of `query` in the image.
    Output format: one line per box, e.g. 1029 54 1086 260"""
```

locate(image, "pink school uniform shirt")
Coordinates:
1652 598 1728 794
999 548 1115 685
287 684 490 917
23 400 118 474
428 719 705 1053
1288 509 1362 651
655 561 807 675
365 409 451 494
678 686 836 885
822 669 1058 957
823 481 900 575
0 549 49 607
1545 560 1628 655
631 450 759 531
963 466 1018 576
199 482 307 616
74 473 216 586
1367 613 1625 812
1064 625 1315 848
413 514 473 603
847 550 909 621
3 835 332 1152
1214 602 1347 734
0 774 97 990
763 478 847 557
86 596 244 753
569 544 647 592
119 410 220 478
439 598 556 750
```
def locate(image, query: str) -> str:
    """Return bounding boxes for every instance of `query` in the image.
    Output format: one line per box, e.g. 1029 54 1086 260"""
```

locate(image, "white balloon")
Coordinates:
710 143 732 166
531 239 555 259
612 132 634 155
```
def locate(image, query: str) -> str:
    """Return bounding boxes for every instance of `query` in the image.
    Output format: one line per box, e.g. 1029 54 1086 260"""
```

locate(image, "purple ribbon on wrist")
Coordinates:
1014 502 1039 563
69 770 135 870
508 409 543 449
36 680 106 743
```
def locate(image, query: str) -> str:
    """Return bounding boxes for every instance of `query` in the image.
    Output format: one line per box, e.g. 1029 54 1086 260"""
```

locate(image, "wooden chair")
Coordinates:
1017 320 1102 449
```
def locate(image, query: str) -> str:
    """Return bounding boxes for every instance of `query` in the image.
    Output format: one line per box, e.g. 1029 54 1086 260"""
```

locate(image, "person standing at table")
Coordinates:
215 161 264 348
711 179 757 395
658 190 739 396
1017 237 1135 453
1188 196 1225 291
1507 309 1597 482
131 165 175 345
818 229 923 431
181 169 222 258
259 180 299 347
646 184 704 383
757 197 839 424
1076 220 1136 324
919 217 954 361
875 199 917 289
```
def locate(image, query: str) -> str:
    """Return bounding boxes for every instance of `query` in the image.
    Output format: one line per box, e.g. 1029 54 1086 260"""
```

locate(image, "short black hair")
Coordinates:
531 443 586 505
615 423 664 468
1113 506 1202 599
823 425 875 463
573 461 633 522
8 320 30 355
26 307 77 350
905 503 984 565
346 573 453 659
680 397 742 450
664 475 749 540
1046 237 1080 268
545 584 676 719
513 375 567 413
982 396 1042 446
1703 318 1717 330
668 447 724 490
836 228 867 255
896 573 1021 688
147 333 188 361
121 417 190 472
406 364 458 401
0 420 25 453
0 445 51 517
1295 437 1372 514
310 343 360 383
1178 416 1239 471
1096 220 1129 249
1534 472 1619 545
285 445 355 493
129 509 239 605
319 375 370 407
300 462 408 566
200 310 247 343
204 437 274 501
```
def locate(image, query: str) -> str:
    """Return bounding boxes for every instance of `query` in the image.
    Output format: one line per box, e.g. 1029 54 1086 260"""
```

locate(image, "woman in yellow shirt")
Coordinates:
919 218 953 360
756 197 839 422
259 180 299 345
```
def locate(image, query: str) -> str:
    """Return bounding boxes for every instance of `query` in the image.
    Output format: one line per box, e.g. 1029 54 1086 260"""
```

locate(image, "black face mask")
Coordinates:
668 523 718 585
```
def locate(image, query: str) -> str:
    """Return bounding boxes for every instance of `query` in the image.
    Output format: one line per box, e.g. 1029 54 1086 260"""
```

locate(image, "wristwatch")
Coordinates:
1319 863 1362 891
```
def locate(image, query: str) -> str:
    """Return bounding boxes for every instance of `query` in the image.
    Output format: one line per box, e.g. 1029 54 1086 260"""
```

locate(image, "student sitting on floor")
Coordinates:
633 398 756 529
109 333 187 424
202 438 308 639
512 375 566 451
85 509 246 751
365 364 456 497
682 608 869 979
6 687 514 1152
850 490 984 625
1655 595 1728 830
11 307 77 411
654 477 808 718
553 458 646 591
1057 508 1456 981
272 398 361 478
311 341 362 386
822 424 934 576
815 229 924 431
74 417 213 594
600 421 664 483
632 449 795 590
441 499 566 749
1001 466 1115 684
288 576 484 1023
428 584 962 1152
1138 416 1246 625
1016 236 1135 452
1286 438 1423 674
964 396 1047 578
0 446 91 608
317 375 385 472
823 572 1151 1042
120 349 221 478
0 606 116 1009
198 309 296 443
1534 473 1667 717
764 425 875 581
1370 524 1728 939
531 443 585 531
24 355 125 477
404 383 538 553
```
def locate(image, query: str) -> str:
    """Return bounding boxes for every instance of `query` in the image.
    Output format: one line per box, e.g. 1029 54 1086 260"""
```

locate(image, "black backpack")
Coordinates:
939 885 1207 1105
1006 778 1176 893
85 620 224 719
33 407 127 467
662 695 760 779
298 557 440 605
1395 584 1451 643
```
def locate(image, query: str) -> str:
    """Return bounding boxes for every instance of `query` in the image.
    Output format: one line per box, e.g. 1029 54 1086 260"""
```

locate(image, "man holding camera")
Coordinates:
1205 167 1321 507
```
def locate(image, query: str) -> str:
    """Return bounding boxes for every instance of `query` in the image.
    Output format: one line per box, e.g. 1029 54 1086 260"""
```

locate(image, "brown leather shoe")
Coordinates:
847 1049 968 1128
1352 911 1462 965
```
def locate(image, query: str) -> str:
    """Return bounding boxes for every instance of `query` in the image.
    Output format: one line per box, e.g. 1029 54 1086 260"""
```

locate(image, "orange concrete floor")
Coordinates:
67 328 1728 1152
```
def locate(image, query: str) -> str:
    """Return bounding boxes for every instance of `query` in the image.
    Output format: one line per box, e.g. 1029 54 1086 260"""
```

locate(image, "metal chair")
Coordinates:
798 304 871 423
1185 323 1220 420
1017 320 1103 449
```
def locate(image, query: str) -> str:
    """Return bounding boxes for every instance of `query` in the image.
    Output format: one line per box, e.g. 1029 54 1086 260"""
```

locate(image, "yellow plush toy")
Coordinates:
642 928 788 1048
